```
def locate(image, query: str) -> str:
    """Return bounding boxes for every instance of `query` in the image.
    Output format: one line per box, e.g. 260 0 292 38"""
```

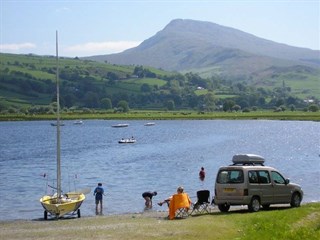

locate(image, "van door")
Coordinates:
271 171 292 203
215 169 245 202
250 170 273 204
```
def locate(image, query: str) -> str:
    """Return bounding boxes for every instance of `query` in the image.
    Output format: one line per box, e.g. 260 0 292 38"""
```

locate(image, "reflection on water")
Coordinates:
0 120 319 220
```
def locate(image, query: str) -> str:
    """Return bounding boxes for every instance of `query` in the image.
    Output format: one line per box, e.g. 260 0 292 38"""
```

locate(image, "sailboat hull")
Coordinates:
40 193 85 219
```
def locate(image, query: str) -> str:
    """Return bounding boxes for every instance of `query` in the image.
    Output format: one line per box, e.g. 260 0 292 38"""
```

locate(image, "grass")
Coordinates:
0 203 319 240
0 110 319 121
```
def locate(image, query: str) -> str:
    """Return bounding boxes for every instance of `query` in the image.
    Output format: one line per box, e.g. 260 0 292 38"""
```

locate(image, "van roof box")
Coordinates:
232 154 265 165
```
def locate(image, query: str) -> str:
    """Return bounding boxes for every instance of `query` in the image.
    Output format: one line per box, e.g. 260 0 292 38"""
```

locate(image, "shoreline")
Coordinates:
1 202 316 223
0 110 319 122
0 209 171 223
1 203 319 240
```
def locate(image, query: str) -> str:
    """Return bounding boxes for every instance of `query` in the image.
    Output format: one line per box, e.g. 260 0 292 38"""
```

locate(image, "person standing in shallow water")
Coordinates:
142 191 157 209
94 183 104 215
199 167 205 181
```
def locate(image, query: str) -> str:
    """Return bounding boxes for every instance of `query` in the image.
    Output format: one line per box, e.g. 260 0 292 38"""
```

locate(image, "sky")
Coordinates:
0 0 319 57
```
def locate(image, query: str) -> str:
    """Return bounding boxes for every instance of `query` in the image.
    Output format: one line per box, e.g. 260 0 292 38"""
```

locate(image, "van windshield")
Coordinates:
217 170 244 184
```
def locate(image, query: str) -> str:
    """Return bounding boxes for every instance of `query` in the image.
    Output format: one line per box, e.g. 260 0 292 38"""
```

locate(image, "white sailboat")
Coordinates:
40 31 87 219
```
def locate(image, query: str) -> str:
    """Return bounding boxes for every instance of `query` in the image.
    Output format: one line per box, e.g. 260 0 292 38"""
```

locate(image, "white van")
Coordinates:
214 154 303 212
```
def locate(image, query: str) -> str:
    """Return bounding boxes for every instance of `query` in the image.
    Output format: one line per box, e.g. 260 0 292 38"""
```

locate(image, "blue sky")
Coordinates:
1 0 319 57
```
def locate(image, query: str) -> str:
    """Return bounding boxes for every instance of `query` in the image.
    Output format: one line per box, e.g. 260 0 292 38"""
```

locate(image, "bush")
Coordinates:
252 106 258 111
308 104 319 112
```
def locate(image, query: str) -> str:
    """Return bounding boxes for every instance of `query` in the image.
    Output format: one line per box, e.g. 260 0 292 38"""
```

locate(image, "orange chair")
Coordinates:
169 193 192 220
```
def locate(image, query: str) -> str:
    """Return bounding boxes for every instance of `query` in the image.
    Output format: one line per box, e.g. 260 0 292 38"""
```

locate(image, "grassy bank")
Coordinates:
0 110 320 121
1 203 319 240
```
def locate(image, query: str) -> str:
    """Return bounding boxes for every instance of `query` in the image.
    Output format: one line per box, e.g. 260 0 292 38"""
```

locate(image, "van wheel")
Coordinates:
218 203 230 212
248 197 260 212
290 193 301 208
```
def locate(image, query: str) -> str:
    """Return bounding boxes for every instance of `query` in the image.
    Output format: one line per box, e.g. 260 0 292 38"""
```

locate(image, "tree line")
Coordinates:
0 62 319 114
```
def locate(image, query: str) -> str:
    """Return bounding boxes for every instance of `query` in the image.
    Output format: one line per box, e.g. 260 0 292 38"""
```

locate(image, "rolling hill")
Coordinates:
0 19 319 111
86 19 320 81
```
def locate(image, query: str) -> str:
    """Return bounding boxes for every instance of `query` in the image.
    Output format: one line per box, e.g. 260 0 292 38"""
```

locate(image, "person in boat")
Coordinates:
142 191 157 209
93 183 105 214
199 167 205 180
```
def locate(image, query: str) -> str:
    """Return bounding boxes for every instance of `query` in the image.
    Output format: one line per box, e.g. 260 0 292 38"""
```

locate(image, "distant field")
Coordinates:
0 110 319 121
123 77 167 87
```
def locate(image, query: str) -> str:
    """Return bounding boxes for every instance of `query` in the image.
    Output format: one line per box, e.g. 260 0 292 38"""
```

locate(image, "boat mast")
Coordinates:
56 30 62 199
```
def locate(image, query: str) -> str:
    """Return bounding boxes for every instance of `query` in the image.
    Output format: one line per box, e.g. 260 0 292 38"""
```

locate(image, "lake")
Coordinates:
0 120 319 221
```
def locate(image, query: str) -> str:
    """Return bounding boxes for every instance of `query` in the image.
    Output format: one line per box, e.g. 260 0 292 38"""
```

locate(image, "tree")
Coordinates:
257 97 266 107
200 93 216 111
0 102 6 112
141 83 151 92
133 66 145 78
117 100 129 112
106 72 119 81
84 91 99 108
232 105 241 112
289 104 296 111
166 100 175 110
223 100 235 112
308 104 319 112
64 94 77 108
100 98 112 110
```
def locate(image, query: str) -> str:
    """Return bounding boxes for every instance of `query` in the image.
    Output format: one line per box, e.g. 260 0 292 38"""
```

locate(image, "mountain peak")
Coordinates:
85 19 319 78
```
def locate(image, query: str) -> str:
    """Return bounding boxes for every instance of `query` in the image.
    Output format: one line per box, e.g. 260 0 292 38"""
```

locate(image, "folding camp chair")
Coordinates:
175 207 189 219
169 193 192 220
190 190 211 215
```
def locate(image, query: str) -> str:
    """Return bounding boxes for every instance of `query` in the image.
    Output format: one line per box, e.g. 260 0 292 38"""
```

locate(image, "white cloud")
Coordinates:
65 41 142 56
0 43 36 51
0 41 142 57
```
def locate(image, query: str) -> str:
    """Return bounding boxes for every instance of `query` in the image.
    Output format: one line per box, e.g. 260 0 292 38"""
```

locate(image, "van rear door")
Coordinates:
215 169 245 202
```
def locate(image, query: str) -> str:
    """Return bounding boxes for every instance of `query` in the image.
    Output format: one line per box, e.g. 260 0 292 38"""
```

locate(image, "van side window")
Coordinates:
248 171 259 183
271 171 286 184
217 170 244 184
258 170 270 184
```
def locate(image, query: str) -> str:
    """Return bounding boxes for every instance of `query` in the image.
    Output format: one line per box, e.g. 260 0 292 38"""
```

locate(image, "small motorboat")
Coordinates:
144 122 155 126
112 123 129 128
50 122 65 126
118 138 136 144
73 120 83 125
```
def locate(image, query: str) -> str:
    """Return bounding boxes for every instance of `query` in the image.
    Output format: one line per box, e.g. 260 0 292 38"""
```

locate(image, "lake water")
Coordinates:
0 120 319 221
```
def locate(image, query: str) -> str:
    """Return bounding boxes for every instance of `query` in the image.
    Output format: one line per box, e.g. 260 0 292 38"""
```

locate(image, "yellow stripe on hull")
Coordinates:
40 193 85 218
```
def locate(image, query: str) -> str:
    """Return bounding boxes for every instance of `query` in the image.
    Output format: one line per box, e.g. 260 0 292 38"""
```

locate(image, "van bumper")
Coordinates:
214 196 251 205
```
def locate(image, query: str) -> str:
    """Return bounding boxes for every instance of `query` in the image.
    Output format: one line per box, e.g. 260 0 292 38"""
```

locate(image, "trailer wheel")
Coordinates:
77 209 81 218
44 211 48 220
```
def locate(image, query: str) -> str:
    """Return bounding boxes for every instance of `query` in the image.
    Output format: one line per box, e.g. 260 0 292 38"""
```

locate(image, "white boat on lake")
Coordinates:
73 120 83 125
50 122 65 126
118 137 136 144
144 122 155 126
112 123 129 128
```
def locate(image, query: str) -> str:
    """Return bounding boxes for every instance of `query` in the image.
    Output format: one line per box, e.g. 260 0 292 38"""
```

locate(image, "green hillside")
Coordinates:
0 53 319 114
0 53 173 109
